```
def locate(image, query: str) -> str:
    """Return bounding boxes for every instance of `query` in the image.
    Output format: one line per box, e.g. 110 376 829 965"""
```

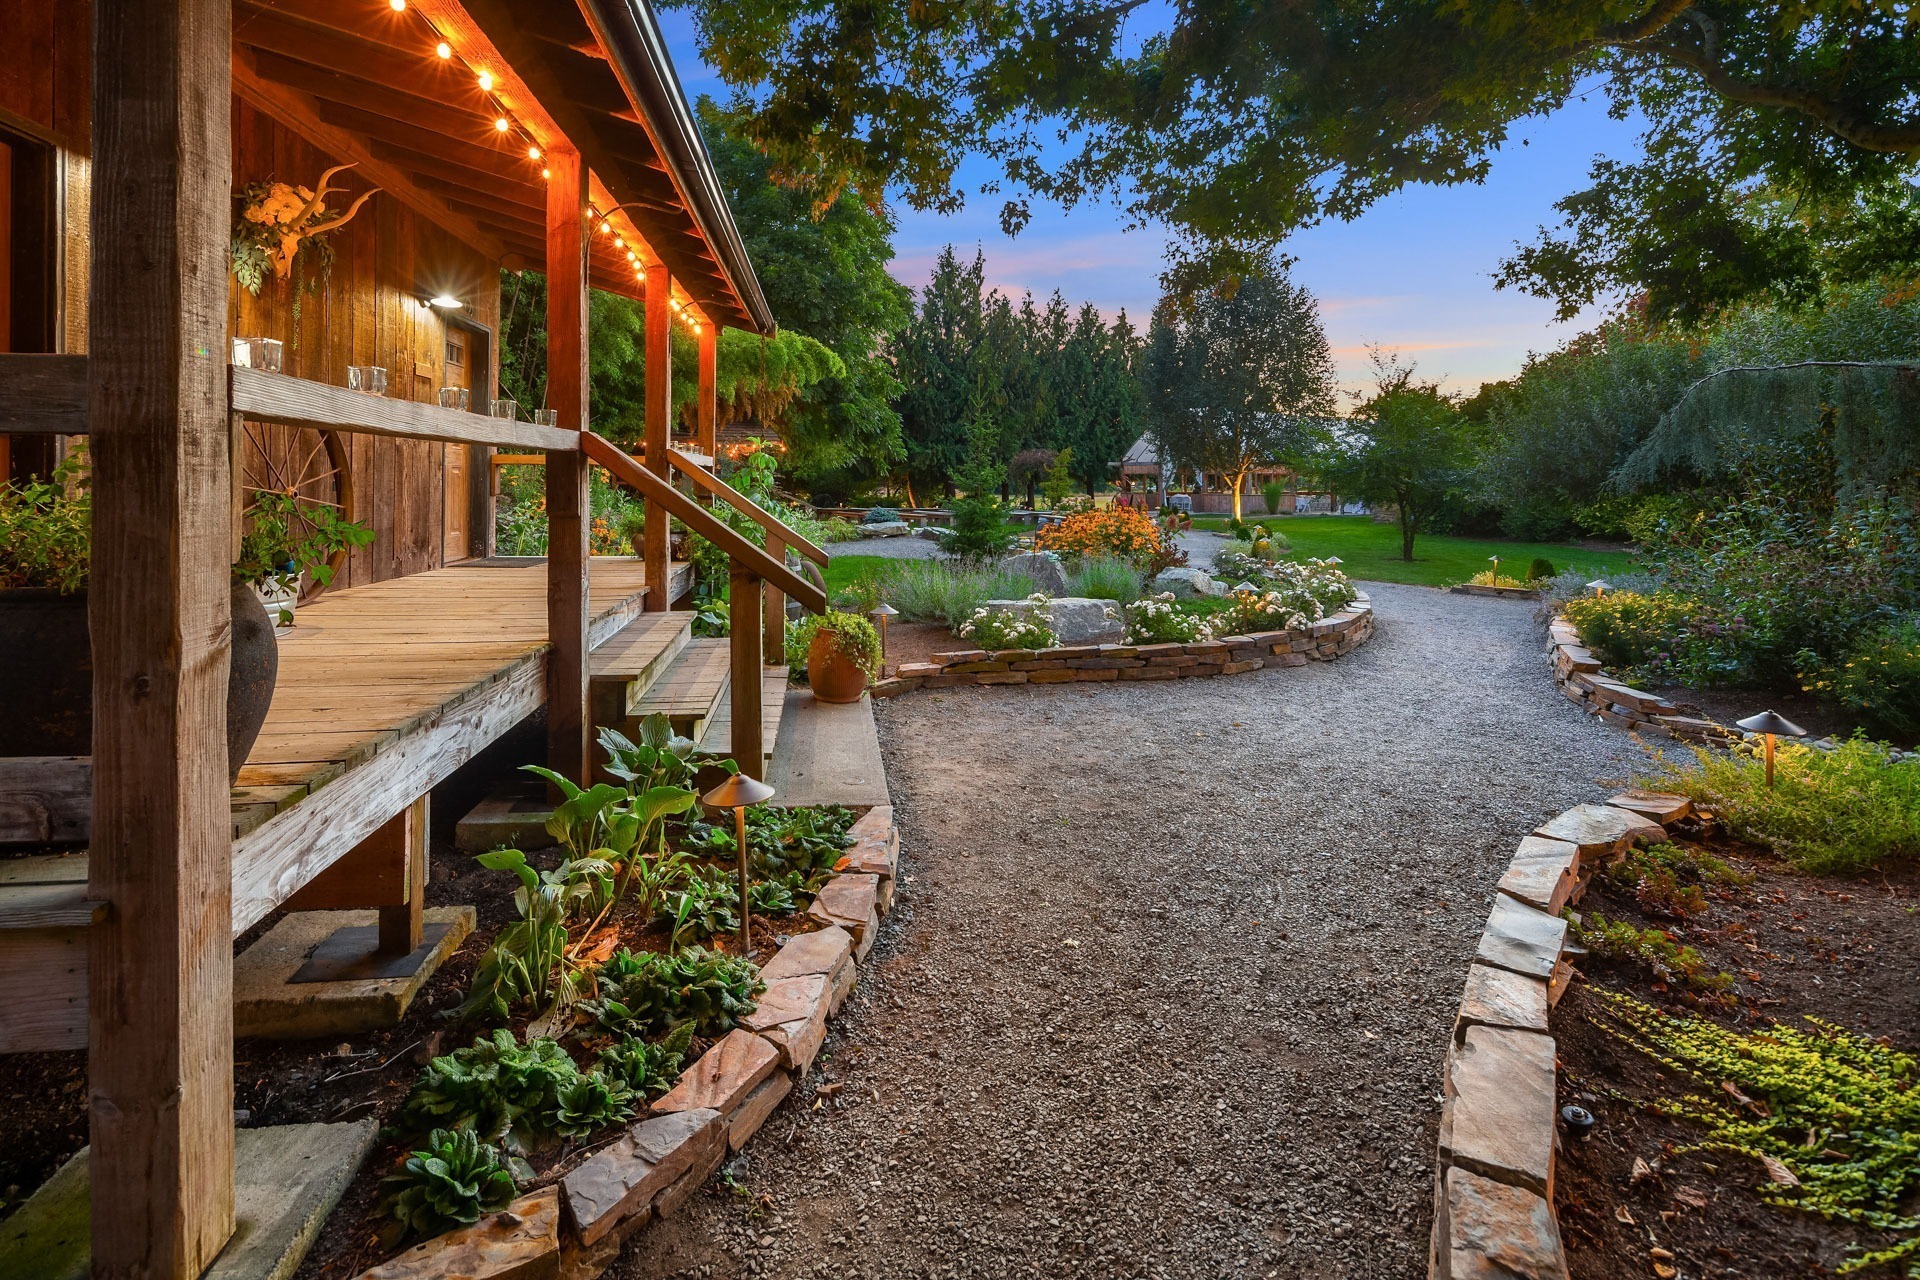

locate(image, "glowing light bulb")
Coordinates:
599 220 612 235
541 167 551 179
388 0 406 10
527 145 541 160
436 40 452 58
494 117 510 133
477 70 494 91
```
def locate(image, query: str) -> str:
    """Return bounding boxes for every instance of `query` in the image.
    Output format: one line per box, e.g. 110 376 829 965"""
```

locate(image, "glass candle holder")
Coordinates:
347 365 388 395
438 387 471 412
489 399 519 421
230 337 283 373
532 408 558 427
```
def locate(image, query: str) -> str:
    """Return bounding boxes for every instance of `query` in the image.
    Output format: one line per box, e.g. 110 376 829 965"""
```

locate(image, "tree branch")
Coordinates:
1597 0 1696 46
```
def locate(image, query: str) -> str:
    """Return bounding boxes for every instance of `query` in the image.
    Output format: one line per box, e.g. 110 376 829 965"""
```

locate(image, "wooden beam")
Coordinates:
696 323 718 458
88 0 237 1272
0 756 90 845
0 354 88 434
643 264 672 610
731 564 765 772
230 366 577 450
763 531 786 668
546 147 592 786
230 45 509 264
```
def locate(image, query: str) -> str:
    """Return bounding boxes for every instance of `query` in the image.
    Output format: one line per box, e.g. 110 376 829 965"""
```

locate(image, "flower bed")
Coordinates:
869 590 1374 696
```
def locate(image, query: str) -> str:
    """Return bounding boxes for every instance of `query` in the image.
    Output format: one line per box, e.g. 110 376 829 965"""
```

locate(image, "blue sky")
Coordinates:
659 14 1644 397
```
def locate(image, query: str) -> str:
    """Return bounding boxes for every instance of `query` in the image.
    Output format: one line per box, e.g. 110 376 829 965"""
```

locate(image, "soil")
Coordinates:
1649 681 1867 746
1554 832 1920 1280
881 619 963 671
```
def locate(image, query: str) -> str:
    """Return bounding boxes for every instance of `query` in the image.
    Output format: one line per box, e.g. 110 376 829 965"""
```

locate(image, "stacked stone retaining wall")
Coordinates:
868 591 1374 697
1546 615 1732 744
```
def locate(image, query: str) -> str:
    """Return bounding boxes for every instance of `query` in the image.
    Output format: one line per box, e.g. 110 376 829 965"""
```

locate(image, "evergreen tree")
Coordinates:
893 246 986 499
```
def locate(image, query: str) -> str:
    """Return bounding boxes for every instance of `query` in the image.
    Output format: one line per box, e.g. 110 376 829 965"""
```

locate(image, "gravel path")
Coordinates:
618 584 1645 1280
825 535 946 560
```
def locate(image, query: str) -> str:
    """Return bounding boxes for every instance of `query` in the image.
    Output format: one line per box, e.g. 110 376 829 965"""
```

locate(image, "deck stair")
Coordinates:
696 666 789 766
589 611 694 728
625 636 734 740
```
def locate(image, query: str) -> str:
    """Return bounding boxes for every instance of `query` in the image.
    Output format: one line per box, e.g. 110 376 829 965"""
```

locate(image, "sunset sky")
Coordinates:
660 15 1646 398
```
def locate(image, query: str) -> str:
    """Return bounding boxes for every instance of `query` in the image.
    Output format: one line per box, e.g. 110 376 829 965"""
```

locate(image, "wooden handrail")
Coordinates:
664 447 829 567
231 366 578 451
582 431 827 613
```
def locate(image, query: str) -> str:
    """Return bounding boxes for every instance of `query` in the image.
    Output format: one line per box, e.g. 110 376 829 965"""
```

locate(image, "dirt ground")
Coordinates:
616 584 1651 1279
1554 837 1920 1280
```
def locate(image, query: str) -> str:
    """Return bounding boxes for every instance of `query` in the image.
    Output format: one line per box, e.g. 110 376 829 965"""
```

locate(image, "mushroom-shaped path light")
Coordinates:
869 602 899 676
702 773 777 951
1586 579 1609 597
1735 710 1808 789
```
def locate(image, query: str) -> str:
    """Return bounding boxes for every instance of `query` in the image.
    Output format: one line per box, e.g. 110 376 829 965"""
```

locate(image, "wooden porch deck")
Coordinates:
227 558 680 932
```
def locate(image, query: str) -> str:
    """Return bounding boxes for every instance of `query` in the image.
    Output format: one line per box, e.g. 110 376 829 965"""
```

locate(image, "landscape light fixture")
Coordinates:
1323 556 1342 566
702 772 776 951
1587 579 1609 597
869 602 899 675
1488 554 1501 576
428 294 464 309
1735 710 1807 789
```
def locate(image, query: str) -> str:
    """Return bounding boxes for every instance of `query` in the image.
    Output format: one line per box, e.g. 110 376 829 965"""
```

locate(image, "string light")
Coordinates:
477 70 494 91
436 40 452 58
494 117 510 133
527 145 541 160
388 0 406 10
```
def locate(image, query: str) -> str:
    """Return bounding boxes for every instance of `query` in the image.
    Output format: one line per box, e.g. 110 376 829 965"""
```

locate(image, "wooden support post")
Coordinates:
377 799 429 956
281 796 428 956
86 0 238 1273
730 565 764 772
763 531 786 666
696 324 718 459
643 264 673 610
545 147 591 786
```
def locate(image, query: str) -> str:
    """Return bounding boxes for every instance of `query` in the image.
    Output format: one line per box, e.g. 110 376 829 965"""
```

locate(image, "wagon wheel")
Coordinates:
238 421 356 601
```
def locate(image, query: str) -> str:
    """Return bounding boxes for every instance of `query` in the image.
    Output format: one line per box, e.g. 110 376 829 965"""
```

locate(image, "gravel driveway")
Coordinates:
617 584 1645 1280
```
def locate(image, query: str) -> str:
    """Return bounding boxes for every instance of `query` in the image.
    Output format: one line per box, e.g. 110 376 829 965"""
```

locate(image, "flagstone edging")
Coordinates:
1546 614 1734 744
1429 793 1692 1280
868 591 1374 697
350 806 902 1280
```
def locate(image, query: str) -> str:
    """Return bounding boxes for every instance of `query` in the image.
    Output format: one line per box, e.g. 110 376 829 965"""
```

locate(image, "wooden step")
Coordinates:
696 665 790 763
589 611 695 727
628 637 731 738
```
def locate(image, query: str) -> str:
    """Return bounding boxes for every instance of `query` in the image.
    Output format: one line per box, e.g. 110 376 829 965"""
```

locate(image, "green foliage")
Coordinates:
1591 989 1920 1276
873 559 1036 627
1568 910 1734 996
1804 617 1920 744
944 494 1018 559
678 803 856 896
1261 480 1286 515
582 947 763 1040
232 488 375 593
1066 556 1144 604
1040 449 1077 510
1320 356 1479 562
1122 592 1212 644
661 869 742 947
957 594 1065 649
1526 557 1555 581
1651 738 1920 875
395 1030 634 1146
455 850 588 1024
1604 841 1749 920
0 453 90 593
380 1128 518 1242
1560 590 1697 682
592 1022 696 1099
1143 266 1335 522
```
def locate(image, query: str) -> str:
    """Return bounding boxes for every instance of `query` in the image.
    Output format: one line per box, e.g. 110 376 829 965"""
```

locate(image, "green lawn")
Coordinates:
824 516 1637 593
1187 515 1638 586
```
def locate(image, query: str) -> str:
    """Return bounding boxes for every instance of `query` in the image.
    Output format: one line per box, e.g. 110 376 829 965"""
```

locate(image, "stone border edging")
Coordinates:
1546 614 1732 744
1429 792 1694 1280
1449 583 1541 601
350 806 903 1280
867 591 1374 697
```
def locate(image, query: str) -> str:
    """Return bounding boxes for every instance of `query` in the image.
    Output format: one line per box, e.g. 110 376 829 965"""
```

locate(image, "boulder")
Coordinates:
998 551 1069 595
857 520 912 539
1150 567 1216 598
982 596 1122 646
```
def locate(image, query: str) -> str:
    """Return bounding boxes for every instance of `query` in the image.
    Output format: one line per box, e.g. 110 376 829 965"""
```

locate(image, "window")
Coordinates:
445 329 465 369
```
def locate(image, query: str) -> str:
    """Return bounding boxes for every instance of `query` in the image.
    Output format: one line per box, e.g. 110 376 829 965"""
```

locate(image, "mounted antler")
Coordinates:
289 163 382 237
304 187 382 237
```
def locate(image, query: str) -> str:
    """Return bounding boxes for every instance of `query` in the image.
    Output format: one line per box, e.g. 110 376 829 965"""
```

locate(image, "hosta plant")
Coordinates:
380 1128 518 1242
661 870 741 947
582 946 763 1039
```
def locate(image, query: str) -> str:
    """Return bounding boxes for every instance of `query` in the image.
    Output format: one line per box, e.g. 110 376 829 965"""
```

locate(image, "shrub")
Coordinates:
381 1128 518 1242
1559 590 1697 681
1053 493 1096 516
1537 568 1664 616
879 559 1037 627
1801 616 1920 744
945 494 1018 559
957 594 1063 649
1036 507 1184 574
583 947 764 1039
820 516 861 543
1465 570 1535 589
1527 557 1555 581
1261 480 1286 515
0 456 90 593
861 506 900 525
1123 592 1212 644
1208 555 1355 628
1067 556 1144 603
1649 737 1920 874
785 610 883 680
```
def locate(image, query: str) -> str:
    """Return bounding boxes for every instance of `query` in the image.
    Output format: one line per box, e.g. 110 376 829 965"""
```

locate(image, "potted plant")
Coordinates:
233 489 374 628
794 611 883 703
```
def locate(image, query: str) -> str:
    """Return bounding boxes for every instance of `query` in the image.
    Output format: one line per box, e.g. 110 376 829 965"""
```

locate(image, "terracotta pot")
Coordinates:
806 628 871 703
0 581 279 783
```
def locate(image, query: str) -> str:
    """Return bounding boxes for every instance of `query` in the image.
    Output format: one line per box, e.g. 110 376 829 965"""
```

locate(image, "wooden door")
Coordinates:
442 323 472 561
